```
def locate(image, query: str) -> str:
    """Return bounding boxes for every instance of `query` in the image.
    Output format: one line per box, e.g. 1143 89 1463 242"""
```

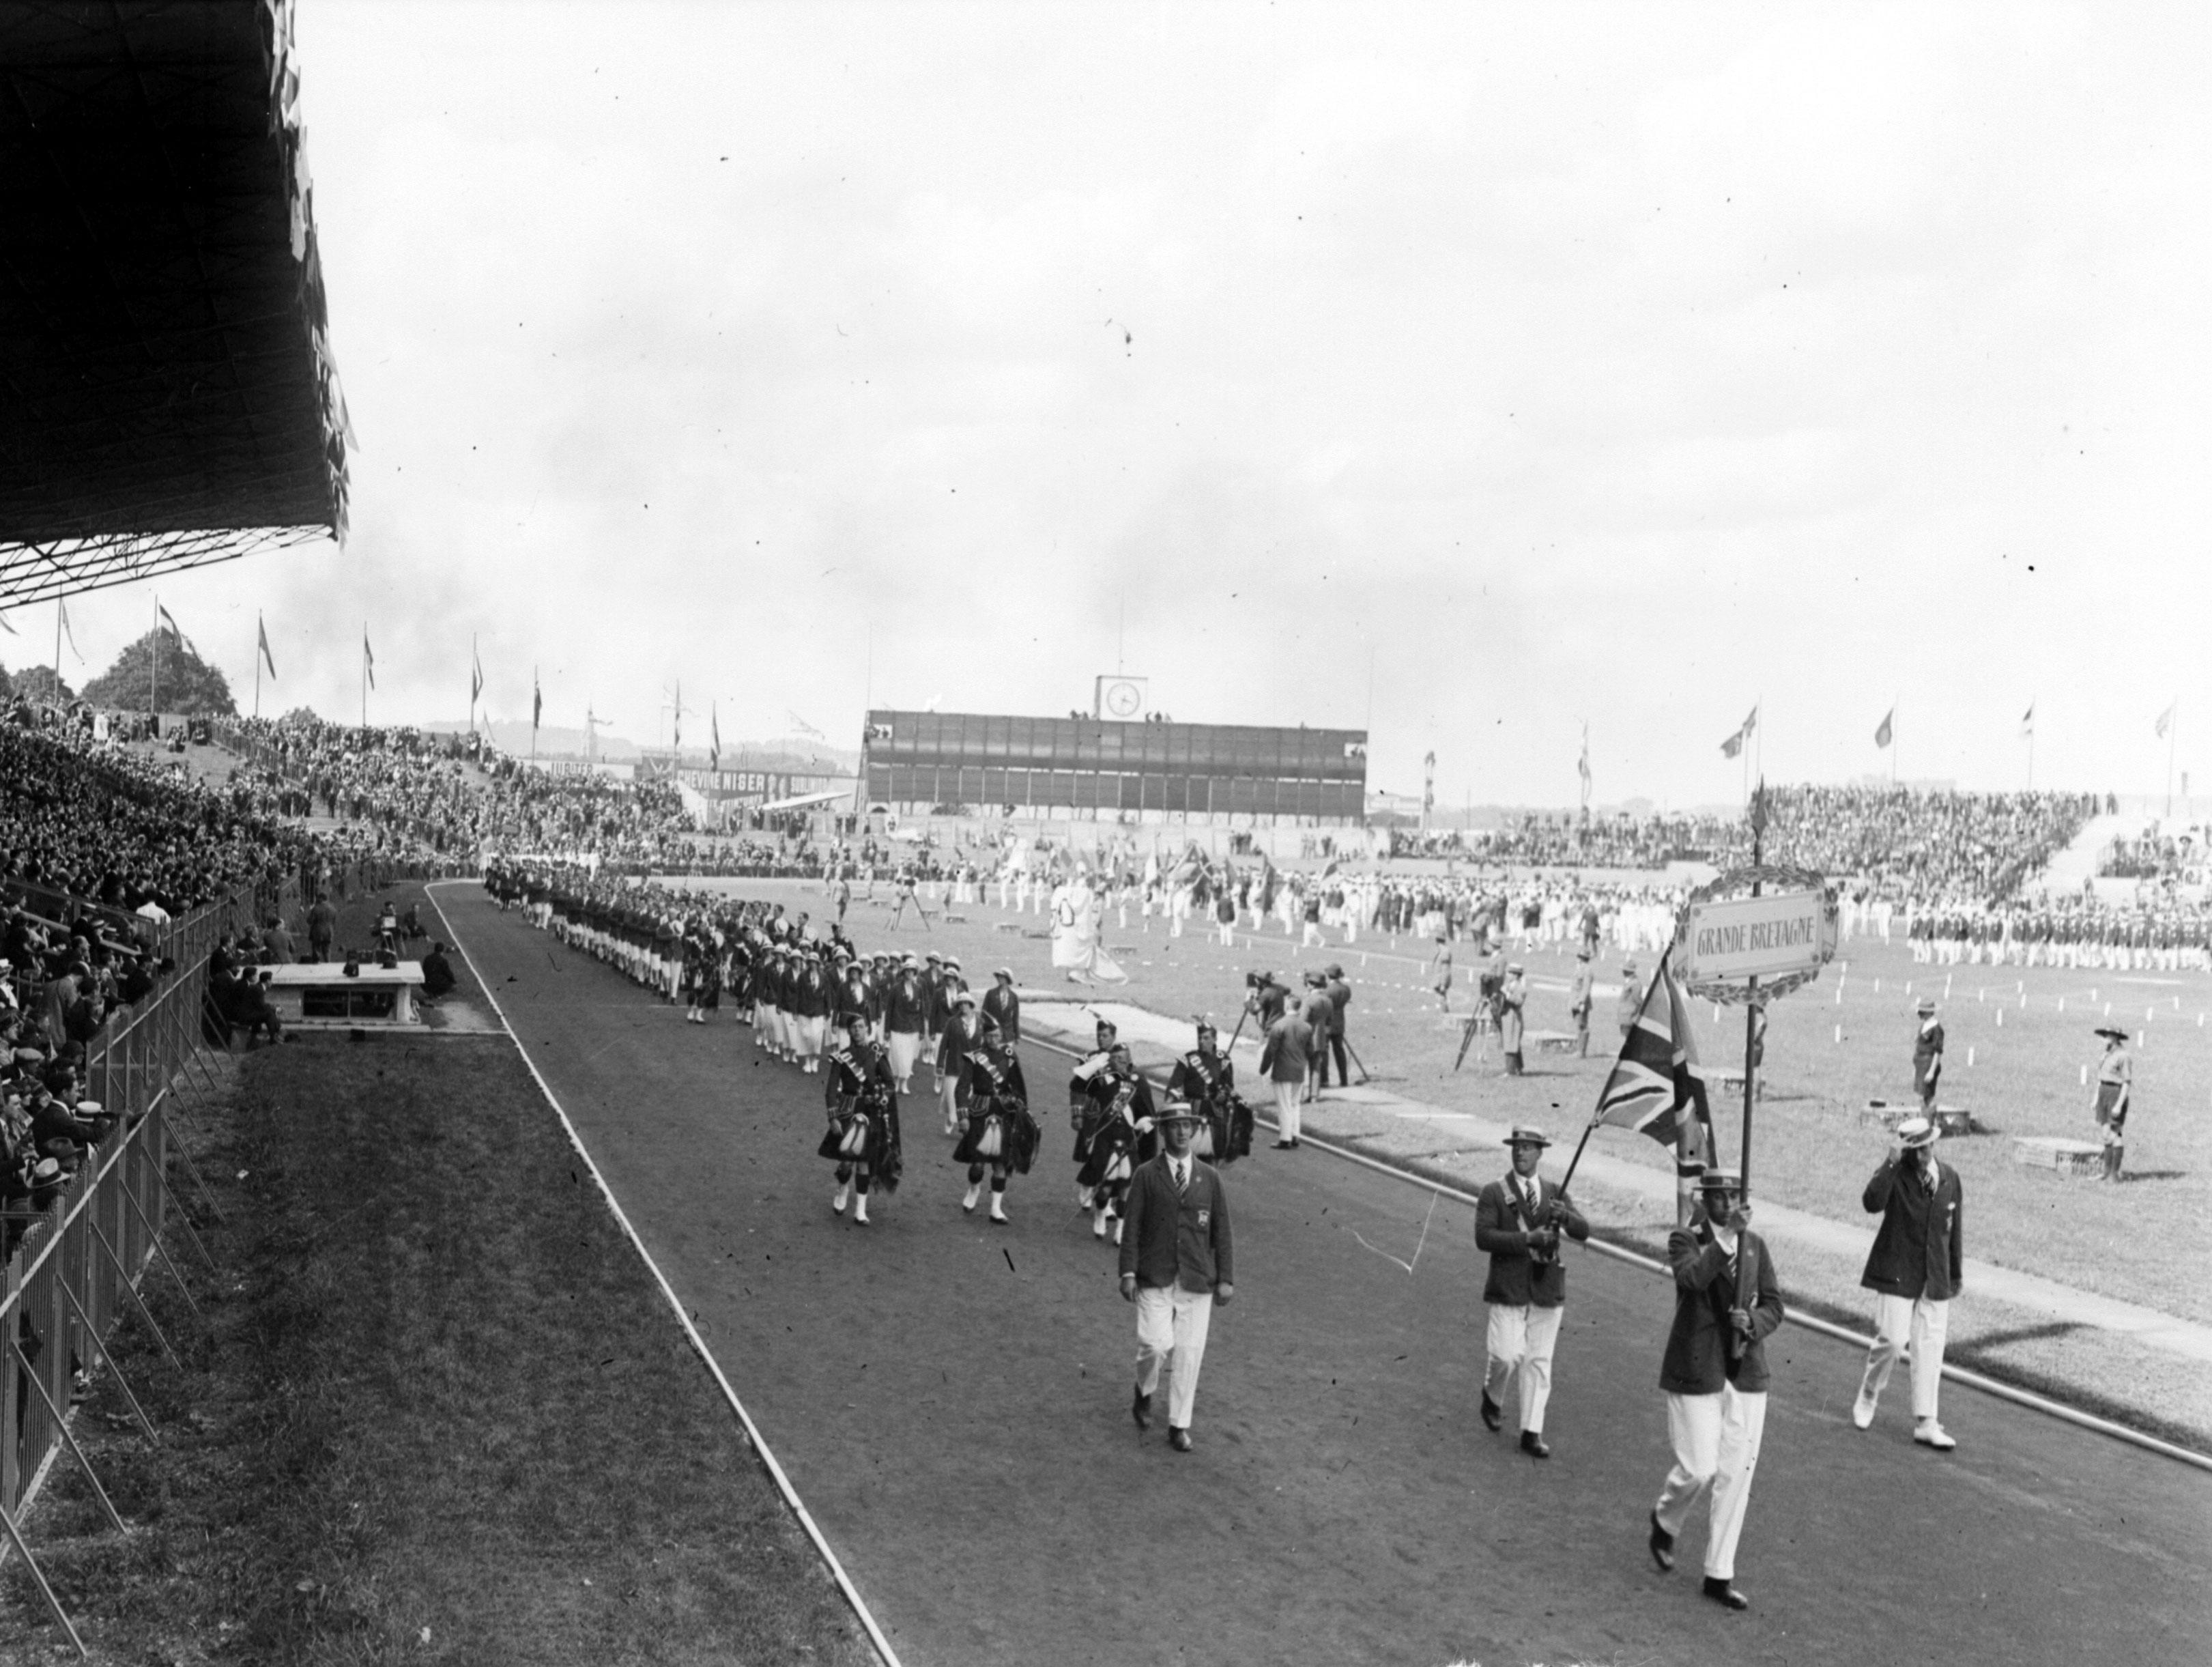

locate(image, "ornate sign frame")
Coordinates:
1674 863 1839 1006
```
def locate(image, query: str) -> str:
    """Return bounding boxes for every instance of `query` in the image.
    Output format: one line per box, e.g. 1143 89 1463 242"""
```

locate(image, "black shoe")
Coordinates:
1519 1429 1551 1459
1701 1577 1749 1612
1168 1427 1193 1453
1272 1140 1295 1150
1131 1387 1152 1431
1648 1511 1675 1573
1480 1393 1503 1433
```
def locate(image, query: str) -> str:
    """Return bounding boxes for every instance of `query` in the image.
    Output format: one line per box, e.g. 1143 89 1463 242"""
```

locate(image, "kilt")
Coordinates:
819 1109 882 1165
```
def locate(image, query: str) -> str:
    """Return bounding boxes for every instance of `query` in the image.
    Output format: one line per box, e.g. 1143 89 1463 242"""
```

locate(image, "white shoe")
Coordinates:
1093 1210 1110 1239
962 1184 981 1213
1852 1390 1877 1430
833 1186 849 1214
853 1195 870 1224
1913 1421 1956 1451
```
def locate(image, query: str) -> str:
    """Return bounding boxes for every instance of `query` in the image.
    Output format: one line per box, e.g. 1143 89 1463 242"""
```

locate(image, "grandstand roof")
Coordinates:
0 0 351 608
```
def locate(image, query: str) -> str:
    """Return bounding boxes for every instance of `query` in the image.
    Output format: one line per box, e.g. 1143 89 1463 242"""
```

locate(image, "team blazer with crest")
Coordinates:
1118 1154 1234 1294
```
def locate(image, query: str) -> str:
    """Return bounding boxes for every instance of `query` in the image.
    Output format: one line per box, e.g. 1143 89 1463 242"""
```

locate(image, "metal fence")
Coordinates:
1 872 280 1650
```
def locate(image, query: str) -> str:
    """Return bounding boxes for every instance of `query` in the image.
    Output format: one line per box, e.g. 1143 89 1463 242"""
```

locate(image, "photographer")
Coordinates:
1474 1126 1588 1458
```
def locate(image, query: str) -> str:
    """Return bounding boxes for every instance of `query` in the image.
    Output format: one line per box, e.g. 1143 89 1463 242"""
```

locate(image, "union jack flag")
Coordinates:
1589 952 1710 1148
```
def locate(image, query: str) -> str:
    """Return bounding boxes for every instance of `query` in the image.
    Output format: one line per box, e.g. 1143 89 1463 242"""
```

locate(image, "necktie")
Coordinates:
1175 1162 1188 1194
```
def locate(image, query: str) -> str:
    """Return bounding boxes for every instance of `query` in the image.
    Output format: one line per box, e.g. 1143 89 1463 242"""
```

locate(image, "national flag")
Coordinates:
1874 708 1893 749
1719 705 1757 758
1589 953 1710 1149
2020 701 2034 739
673 680 683 752
1258 852 1281 915
709 703 721 773
532 672 542 732
2156 702 2174 740
158 603 181 641
258 615 278 680
470 642 483 705
58 601 83 663
1577 726 1592 793
363 629 375 689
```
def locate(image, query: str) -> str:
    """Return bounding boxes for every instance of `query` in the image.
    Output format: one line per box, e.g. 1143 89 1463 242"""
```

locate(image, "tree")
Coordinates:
12 665 73 704
81 629 235 715
0 660 12 699
277 705 322 726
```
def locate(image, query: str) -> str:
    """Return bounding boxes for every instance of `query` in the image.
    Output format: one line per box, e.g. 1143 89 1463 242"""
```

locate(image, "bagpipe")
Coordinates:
962 1089 1042 1173
1186 1087 1255 1166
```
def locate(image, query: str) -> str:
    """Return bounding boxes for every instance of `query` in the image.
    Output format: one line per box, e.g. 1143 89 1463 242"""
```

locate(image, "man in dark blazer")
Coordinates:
1648 1166 1785 1613
1474 1125 1590 1457
1852 1114 1964 1449
1118 1098 1235 1453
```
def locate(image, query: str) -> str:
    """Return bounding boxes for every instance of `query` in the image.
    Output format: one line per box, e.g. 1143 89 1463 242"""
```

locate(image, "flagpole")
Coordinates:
253 614 261 719
149 595 160 715
2026 702 2035 792
1742 782 1767 1202
53 599 62 708
2159 695 2177 818
1890 694 1899 788
360 622 367 732
470 633 477 739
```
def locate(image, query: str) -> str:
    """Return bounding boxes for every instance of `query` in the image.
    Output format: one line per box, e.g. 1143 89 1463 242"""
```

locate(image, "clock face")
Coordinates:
1105 681 1141 717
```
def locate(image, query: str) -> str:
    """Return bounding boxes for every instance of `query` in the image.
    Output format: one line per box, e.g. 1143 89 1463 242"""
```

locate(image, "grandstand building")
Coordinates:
861 709 1368 826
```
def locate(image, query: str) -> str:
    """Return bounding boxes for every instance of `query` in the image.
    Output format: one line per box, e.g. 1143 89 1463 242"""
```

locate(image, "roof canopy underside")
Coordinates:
0 0 349 605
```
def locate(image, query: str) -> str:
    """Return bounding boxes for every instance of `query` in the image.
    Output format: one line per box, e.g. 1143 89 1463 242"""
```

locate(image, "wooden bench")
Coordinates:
262 961 426 1031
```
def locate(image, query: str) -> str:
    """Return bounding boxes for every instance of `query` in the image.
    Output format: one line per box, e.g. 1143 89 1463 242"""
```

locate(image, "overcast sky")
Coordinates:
18 2 2212 807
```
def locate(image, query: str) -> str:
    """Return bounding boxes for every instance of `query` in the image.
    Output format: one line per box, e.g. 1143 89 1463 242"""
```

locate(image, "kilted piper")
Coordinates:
821 1016 903 1225
952 1022 1037 1223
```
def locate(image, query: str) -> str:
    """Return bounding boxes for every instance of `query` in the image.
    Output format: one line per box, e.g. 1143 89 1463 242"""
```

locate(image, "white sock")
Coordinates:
963 1182 981 1211
854 1195 870 1223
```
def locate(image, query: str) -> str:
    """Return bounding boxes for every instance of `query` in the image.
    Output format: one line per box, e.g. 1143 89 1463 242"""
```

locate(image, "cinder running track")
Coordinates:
434 882 2211 1667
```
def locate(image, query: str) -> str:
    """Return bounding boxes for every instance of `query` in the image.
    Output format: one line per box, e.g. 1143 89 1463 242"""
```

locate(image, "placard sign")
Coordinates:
1675 888 1835 984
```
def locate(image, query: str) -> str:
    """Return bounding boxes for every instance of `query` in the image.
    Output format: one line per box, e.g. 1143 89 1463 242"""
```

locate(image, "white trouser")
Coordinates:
1484 1301 1563 1434
1273 1079 1301 1142
886 1030 920 1084
1860 1293 1949 1422
1656 1384 1768 1582
1135 1283 1216 1430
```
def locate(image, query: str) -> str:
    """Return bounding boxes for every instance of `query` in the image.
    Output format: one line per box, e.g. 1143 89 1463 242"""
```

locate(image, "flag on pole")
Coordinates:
1589 953 1710 1148
470 643 483 705
1577 726 1592 795
363 629 375 689
258 615 278 680
1874 708 1894 749
58 601 83 663
2156 702 2174 739
1719 704 1757 758
532 673 542 732
0 610 14 636
673 680 682 752
2020 701 2034 739
158 603 181 641
709 704 721 773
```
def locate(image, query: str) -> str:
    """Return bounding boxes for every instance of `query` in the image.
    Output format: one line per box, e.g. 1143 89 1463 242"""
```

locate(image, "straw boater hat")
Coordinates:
1916 998 1936 1016
2095 1025 2128 1042
1895 1114 1940 1150
1503 1124 1551 1148
1699 1165 1744 1193
1153 1096 1205 1126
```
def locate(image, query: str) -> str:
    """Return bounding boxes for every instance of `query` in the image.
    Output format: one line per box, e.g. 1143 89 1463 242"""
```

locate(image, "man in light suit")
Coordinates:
1474 1125 1590 1457
1119 1098 1235 1453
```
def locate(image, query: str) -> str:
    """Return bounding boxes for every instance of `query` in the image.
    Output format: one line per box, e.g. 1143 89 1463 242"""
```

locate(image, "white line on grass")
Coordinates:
426 883 904 1667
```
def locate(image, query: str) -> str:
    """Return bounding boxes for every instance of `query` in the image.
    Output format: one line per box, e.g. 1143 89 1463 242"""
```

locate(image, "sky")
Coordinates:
15 1 2212 808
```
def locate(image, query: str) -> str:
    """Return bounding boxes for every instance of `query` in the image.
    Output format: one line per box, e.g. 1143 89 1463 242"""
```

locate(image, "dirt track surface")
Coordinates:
431 883 2211 1667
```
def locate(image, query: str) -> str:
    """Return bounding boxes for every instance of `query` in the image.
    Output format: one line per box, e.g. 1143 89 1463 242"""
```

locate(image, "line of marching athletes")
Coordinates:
495 859 1260 1230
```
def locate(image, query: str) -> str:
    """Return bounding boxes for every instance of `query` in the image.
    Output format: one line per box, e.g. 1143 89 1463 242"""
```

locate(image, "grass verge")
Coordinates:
3 907 874 1664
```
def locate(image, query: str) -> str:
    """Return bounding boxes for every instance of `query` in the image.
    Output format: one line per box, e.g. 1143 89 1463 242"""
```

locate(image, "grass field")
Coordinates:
2 884 871 1666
